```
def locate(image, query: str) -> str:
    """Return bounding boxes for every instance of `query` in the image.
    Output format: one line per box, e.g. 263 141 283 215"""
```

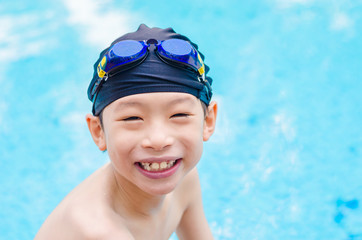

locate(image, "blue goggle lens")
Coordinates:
98 40 148 78
107 40 148 70
160 39 192 58
157 39 201 72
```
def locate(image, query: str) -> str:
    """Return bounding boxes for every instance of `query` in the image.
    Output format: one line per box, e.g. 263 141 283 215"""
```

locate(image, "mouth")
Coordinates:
135 158 182 179
137 159 179 172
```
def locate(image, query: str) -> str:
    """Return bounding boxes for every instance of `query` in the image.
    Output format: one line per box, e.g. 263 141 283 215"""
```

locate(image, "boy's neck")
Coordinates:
111 167 167 218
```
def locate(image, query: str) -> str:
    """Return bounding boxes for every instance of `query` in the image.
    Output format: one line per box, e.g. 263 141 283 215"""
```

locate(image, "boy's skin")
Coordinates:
35 92 217 239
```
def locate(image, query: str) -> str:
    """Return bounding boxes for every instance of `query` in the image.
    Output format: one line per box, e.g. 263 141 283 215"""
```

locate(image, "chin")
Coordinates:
143 180 180 196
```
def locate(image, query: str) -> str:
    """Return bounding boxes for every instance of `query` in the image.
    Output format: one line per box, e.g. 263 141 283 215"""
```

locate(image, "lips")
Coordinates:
135 157 181 179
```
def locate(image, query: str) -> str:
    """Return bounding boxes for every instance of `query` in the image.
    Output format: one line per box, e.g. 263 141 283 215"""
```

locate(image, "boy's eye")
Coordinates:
171 113 190 118
123 116 142 121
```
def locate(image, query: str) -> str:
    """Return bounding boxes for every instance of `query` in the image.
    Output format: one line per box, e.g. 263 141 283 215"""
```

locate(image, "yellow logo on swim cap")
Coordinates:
97 56 107 78
197 53 205 76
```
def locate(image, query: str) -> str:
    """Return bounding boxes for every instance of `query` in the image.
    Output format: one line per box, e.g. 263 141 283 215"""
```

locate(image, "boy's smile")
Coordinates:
94 92 213 195
135 156 182 179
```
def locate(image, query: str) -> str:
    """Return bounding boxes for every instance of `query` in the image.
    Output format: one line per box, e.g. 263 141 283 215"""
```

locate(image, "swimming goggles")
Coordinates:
90 38 207 100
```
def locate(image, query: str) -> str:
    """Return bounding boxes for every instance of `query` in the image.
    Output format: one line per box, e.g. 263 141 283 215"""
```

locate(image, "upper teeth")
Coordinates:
140 160 176 171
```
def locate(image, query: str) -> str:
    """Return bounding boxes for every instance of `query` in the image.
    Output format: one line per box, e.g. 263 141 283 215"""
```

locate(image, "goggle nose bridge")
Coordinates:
146 38 158 45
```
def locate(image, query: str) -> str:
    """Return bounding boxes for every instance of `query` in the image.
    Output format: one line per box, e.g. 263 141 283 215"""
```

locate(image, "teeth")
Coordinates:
151 162 159 170
142 162 151 171
140 160 177 172
168 160 175 168
160 162 167 170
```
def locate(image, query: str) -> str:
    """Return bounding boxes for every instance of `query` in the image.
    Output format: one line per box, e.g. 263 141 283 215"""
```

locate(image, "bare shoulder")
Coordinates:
35 193 134 240
64 203 134 240
35 164 134 240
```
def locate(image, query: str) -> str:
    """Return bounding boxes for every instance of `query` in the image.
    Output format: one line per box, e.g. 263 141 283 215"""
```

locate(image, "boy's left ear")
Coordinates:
203 101 218 141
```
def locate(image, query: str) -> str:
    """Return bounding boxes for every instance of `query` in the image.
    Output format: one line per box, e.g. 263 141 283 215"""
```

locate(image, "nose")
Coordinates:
141 123 174 151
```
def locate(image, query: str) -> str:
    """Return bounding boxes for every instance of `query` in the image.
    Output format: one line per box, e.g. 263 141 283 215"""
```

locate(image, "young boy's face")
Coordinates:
88 92 217 196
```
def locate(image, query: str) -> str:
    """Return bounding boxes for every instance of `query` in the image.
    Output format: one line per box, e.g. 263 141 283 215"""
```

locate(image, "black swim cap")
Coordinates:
87 24 213 116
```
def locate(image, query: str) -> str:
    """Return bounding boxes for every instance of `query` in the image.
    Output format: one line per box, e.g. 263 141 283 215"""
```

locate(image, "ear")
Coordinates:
203 101 218 141
86 114 107 151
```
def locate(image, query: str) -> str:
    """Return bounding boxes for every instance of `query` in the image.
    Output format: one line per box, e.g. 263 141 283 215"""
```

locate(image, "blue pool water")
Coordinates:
1 0 361 239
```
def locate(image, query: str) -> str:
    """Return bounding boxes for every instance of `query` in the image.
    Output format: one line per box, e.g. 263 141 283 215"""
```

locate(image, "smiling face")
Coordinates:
87 92 217 196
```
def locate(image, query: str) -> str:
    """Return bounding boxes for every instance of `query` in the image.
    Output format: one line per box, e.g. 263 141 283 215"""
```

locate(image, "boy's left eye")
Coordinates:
171 113 190 118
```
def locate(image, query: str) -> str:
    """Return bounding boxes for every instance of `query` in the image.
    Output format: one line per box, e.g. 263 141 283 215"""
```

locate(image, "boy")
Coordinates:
35 24 217 240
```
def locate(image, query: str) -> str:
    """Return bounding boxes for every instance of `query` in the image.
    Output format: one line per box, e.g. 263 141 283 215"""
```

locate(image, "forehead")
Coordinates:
107 92 199 111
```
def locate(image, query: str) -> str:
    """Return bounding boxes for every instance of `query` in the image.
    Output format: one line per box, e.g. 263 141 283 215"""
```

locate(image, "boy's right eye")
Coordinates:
122 116 142 121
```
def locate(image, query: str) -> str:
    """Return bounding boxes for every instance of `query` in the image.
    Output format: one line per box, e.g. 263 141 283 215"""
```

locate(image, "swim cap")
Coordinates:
87 24 213 116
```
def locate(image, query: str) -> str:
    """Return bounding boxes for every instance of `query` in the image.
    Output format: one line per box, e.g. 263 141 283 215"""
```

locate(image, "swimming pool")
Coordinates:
1 0 361 239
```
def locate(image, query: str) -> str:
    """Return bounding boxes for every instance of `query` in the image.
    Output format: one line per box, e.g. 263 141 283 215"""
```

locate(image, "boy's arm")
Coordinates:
176 168 214 240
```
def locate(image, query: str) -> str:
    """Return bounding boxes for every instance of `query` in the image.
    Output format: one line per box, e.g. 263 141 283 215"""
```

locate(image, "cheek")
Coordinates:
105 129 137 164
183 134 204 171
180 122 204 158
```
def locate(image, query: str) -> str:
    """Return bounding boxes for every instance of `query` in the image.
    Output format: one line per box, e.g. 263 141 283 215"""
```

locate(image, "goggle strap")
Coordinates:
203 79 212 101
91 74 107 100
91 85 100 115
